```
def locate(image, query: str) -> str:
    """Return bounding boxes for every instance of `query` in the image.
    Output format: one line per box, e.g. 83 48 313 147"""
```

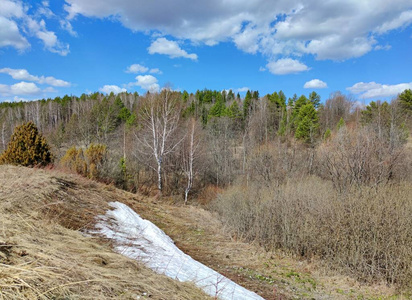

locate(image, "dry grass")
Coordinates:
0 165 210 299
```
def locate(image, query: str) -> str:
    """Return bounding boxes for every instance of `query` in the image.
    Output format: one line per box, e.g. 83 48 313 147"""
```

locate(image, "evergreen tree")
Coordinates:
399 89 412 112
208 94 225 118
336 117 346 130
309 91 321 108
243 90 252 119
324 128 332 140
0 121 53 167
225 101 242 119
295 103 319 143
252 90 259 99
291 95 308 129
182 90 189 102
227 89 234 101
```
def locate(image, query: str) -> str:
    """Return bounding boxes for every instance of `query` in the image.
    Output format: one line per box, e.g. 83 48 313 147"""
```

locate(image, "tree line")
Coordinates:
0 88 411 199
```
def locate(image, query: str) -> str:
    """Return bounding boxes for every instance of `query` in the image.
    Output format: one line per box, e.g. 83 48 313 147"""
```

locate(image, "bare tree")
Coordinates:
135 90 183 193
320 92 353 131
182 118 203 204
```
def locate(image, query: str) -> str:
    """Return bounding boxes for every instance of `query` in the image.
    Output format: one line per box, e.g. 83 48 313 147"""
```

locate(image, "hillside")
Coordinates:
0 165 210 299
0 165 404 299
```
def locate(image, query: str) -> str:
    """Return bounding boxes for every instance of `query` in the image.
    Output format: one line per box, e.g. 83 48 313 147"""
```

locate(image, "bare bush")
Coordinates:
317 125 407 192
213 177 412 289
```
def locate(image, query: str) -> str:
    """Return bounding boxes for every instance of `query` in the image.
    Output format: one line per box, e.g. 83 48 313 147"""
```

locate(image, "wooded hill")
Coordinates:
1 88 412 292
1 89 411 195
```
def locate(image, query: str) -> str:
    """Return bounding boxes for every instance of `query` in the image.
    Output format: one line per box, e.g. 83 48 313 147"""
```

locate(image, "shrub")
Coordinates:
60 144 107 179
213 177 412 290
0 121 53 167
60 146 87 175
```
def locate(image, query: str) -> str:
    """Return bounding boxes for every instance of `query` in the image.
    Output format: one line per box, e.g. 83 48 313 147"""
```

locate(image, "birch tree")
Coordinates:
136 90 182 193
182 118 202 204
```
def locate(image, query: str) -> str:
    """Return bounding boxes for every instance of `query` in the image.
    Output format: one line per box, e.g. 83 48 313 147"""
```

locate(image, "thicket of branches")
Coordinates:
1 87 412 289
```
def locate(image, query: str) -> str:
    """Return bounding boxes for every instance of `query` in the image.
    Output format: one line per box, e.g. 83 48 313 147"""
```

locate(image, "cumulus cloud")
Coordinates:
0 81 42 96
126 64 149 73
304 79 328 89
0 68 71 87
125 64 163 75
99 85 127 94
64 0 412 62
0 0 69 55
347 81 412 99
266 58 309 75
133 75 160 92
148 38 198 60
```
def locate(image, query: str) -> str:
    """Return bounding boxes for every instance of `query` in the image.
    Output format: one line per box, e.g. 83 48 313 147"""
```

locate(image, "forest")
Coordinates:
1 88 412 291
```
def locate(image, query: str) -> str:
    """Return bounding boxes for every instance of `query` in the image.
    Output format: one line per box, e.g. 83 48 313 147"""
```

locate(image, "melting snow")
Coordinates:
94 201 264 300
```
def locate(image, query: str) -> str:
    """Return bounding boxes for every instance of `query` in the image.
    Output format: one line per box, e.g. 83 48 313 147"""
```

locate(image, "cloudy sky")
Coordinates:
1 0 411 103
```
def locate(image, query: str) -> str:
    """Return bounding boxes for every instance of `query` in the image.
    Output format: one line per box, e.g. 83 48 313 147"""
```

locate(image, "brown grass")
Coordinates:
0 165 210 299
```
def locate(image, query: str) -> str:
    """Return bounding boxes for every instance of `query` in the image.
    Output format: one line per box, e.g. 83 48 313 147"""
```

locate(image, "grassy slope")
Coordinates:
0 165 404 299
0 165 210 300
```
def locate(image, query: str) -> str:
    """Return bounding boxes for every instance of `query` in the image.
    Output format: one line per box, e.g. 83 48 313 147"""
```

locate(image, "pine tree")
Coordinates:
324 128 332 140
243 90 252 119
309 91 321 108
0 121 53 167
295 103 319 143
399 89 412 112
337 117 346 130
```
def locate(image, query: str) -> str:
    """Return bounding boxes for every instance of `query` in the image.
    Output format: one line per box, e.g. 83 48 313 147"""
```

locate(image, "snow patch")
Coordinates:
94 201 264 300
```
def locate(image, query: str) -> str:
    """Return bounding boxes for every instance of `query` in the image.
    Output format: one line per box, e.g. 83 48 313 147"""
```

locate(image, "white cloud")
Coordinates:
0 0 25 18
126 64 149 73
347 81 412 99
63 0 412 62
134 75 160 92
149 68 162 74
347 82 382 94
0 68 71 87
304 79 328 89
39 76 71 87
11 82 41 95
125 64 163 75
259 66 266 72
0 16 29 50
0 0 69 55
60 19 77 37
99 85 127 94
148 38 198 60
374 44 391 51
26 18 70 56
236 87 250 92
375 10 412 34
0 81 42 96
36 1 55 18
266 58 309 75
0 84 9 96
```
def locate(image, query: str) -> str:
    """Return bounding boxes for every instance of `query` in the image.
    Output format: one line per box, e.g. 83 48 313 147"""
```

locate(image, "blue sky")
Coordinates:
0 0 411 104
